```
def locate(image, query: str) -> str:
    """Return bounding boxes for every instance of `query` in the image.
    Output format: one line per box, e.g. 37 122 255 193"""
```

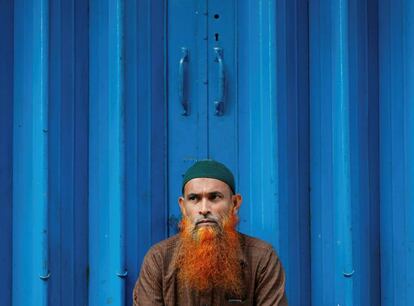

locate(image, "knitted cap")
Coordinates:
182 160 235 194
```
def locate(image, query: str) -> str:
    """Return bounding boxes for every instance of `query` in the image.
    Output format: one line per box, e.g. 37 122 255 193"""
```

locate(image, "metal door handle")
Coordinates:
179 48 189 116
214 47 225 116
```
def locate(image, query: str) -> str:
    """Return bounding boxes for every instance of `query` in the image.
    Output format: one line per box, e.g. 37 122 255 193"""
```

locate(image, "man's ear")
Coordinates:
232 194 242 215
178 196 186 216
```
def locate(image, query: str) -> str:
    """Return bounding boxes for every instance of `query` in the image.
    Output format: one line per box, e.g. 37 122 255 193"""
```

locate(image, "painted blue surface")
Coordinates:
89 0 127 304
237 1 310 305
309 0 380 305
331 1 354 304
1 1 414 306
379 0 414 305
208 0 237 171
12 0 50 305
0 1 13 305
167 0 209 234
124 0 167 302
48 0 89 305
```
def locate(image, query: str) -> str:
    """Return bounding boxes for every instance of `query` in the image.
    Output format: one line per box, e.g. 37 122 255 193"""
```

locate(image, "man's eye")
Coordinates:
188 196 197 201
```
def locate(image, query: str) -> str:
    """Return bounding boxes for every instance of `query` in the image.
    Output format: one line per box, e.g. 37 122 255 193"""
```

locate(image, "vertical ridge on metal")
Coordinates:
89 0 126 304
13 0 50 305
238 0 280 251
379 0 414 304
331 1 354 305
348 0 380 304
310 1 352 304
0 0 13 305
110 0 127 284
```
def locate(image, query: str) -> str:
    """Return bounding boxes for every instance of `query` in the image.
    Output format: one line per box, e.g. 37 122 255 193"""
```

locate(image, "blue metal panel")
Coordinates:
237 1 310 305
0 1 13 305
124 0 167 303
89 1 167 305
48 0 89 305
237 0 280 254
310 0 380 305
274 1 311 304
89 0 127 304
348 1 380 305
379 0 414 305
332 1 354 304
12 0 50 305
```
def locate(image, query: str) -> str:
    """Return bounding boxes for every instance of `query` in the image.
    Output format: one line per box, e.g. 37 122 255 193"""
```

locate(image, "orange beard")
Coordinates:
175 213 243 295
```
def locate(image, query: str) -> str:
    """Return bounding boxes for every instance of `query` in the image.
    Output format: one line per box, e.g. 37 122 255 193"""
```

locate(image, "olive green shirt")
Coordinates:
133 233 288 306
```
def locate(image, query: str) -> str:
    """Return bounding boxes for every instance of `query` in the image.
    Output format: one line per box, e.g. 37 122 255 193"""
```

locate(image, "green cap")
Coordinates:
182 160 235 194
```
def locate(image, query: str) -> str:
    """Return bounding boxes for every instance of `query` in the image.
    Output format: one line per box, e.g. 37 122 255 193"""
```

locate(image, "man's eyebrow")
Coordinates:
186 191 224 197
186 193 199 198
208 191 223 195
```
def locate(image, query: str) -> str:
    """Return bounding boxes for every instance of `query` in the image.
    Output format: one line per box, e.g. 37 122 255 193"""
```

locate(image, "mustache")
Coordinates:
193 211 231 225
189 213 232 237
194 217 219 226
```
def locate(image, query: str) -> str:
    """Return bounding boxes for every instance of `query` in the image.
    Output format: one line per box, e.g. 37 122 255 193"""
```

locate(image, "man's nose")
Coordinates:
199 198 211 216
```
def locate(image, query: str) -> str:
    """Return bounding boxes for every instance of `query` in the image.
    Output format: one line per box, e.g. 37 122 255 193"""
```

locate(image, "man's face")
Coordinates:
178 178 242 229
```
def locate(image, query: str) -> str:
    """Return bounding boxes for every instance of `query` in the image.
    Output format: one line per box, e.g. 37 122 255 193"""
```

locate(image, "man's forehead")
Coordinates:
184 177 231 194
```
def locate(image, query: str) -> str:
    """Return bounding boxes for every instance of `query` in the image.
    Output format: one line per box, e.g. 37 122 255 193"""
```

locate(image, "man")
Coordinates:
134 160 288 305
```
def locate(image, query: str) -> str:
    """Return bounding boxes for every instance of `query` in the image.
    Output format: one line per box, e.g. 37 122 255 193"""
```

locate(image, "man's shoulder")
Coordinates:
239 232 279 258
238 232 284 277
145 235 180 263
145 234 181 258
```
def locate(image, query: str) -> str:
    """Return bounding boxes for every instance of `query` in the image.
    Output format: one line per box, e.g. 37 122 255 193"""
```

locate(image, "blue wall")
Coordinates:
0 1 413 305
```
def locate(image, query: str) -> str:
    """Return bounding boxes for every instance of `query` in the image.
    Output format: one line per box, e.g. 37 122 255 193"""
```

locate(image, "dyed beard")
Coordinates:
175 213 243 295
